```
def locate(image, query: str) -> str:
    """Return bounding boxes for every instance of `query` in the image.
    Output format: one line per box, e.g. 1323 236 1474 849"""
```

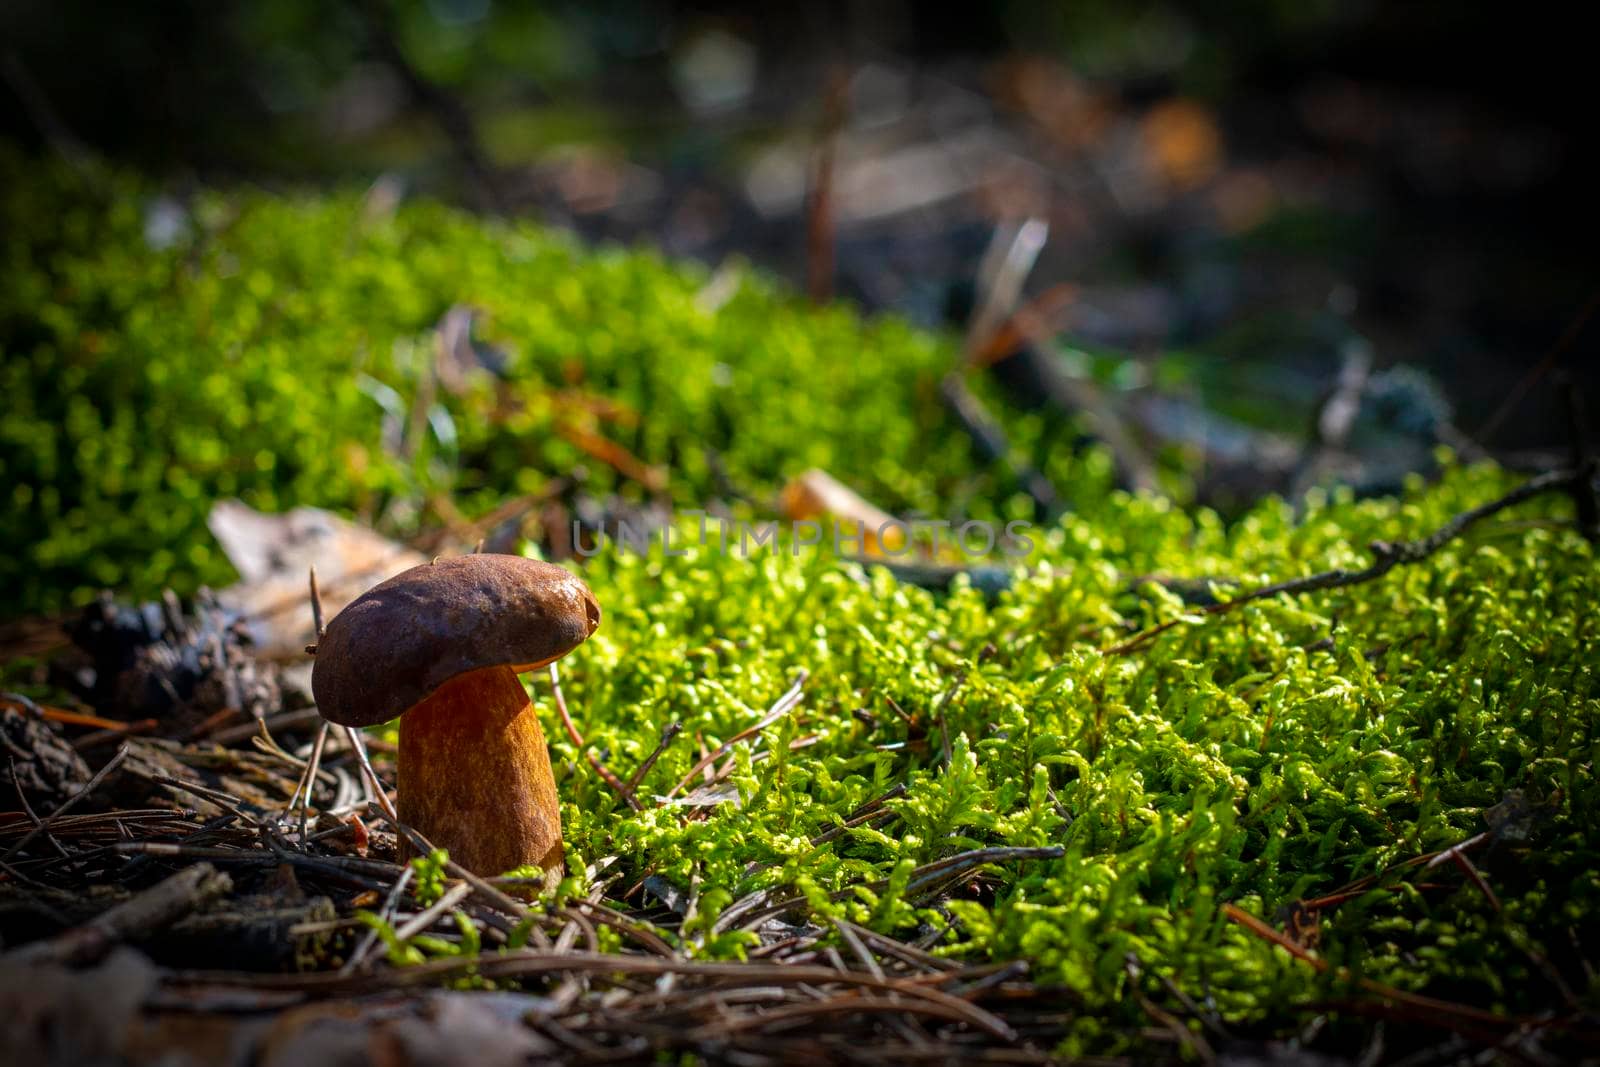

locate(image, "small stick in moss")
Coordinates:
340 865 414 975
1126 954 1216 1064
931 670 966 769
665 672 807 800
624 721 683 795
309 564 326 641
1223 902 1551 1035
345 725 397 823
810 783 907 847
550 661 641 812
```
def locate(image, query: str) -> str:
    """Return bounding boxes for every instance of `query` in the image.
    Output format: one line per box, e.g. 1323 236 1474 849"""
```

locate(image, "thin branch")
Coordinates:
1223 903 1553 1033
665 672 807 800
1 51 94 173
931 670 965 769
805 67 849 304
1476 285 1600 445
965 218 1049 356
349 0 505 212
940 374 1060 520
1445 848 1501 914
1560 378 1598 542
309 565 326 638
2 694 142 732
344 726 398 822
149 775 262 828
809 785 905 848
1126 954 1216 1064
291 721 331 842
968 281 1078 370
341 866 413 975
1106 468 1583 654
549 662 641 811
394 881 473 942
624 721 683 794
7 755 68 857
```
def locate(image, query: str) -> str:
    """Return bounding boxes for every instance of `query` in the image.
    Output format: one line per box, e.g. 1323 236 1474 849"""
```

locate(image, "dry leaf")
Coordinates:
207 501 425 659
778 469 908 556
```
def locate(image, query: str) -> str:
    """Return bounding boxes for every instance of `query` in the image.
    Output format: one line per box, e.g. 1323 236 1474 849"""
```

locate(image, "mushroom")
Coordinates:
311 555 601 876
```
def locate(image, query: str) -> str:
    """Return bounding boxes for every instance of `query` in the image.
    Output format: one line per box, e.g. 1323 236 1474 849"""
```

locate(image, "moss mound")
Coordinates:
554 467 1596 1051
4 159 1597 1053
2 157 1098 616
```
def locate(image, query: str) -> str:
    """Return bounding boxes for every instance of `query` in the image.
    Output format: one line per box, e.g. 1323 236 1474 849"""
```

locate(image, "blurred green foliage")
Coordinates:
0 155 1108 615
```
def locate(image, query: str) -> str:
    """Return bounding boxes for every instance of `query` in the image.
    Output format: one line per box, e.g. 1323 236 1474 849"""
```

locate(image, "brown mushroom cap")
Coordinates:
311 555 602 728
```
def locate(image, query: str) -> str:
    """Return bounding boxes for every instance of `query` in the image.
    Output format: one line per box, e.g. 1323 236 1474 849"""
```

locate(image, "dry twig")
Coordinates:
550 661 642 811
1107 467 1586 654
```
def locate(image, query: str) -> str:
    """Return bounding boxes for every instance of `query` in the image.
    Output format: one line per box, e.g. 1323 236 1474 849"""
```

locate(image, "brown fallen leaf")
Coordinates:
207 502 425 660
778 469 909 557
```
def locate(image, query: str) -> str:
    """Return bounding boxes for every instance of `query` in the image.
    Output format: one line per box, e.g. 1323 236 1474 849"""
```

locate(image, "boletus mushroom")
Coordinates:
311 555 601 876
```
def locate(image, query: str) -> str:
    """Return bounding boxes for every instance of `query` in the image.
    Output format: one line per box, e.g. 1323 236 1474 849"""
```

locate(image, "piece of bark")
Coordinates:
160 895 338 972
4 863 232 967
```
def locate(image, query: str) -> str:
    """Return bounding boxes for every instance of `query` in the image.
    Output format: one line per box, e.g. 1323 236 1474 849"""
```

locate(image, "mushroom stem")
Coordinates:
397 664 563 876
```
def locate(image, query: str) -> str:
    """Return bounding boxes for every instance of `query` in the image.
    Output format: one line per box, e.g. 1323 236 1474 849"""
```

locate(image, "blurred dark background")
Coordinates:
4 0 1595 454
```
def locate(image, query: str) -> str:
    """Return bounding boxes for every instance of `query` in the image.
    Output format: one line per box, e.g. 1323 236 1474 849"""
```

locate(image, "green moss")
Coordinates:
4 158 1597 1048
2 154 1101 615
552 468 1596 1037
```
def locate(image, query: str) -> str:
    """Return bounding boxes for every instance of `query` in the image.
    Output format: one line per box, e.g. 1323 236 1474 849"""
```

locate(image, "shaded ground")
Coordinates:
3 2 1596 452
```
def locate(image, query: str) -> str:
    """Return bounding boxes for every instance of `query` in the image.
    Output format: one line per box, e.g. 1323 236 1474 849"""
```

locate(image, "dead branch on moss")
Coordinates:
1106 467 1589 654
